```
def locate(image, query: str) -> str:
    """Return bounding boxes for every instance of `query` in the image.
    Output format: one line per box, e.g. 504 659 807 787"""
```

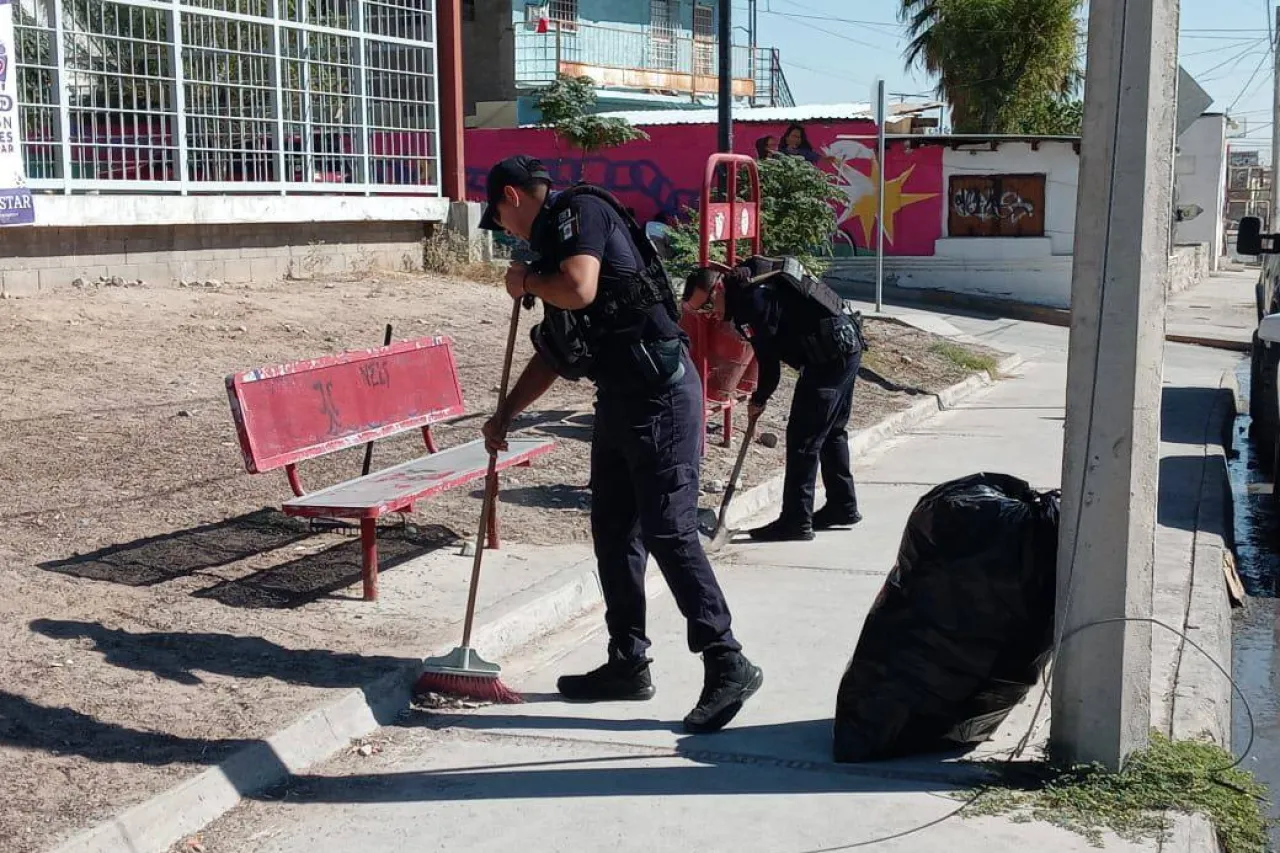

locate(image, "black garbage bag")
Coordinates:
833 472 1061 763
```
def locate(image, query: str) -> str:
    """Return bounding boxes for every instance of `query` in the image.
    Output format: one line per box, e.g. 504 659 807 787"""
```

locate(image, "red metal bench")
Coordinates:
225 336 555 601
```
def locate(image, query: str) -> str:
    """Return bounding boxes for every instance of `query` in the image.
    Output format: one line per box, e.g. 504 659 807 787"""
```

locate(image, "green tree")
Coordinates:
900 0 1082 134
1014 94 1084 135
665 154 842 281
532 74 648 174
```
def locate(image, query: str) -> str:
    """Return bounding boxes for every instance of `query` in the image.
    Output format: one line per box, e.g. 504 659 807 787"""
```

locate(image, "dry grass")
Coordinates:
422 228 505 285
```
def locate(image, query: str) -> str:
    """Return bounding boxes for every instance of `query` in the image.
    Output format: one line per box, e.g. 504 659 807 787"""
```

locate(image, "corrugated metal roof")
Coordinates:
582 102 898 127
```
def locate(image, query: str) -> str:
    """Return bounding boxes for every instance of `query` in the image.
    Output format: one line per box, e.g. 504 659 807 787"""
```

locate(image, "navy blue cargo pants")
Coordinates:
591 355 740 662
781 350 863 524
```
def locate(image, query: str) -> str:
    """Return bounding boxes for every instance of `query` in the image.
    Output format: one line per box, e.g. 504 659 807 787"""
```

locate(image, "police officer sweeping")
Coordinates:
477 155 762 734
684 257 866 542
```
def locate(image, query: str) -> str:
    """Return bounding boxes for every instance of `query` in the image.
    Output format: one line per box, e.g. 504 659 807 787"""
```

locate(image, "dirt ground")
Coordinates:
0 272 1001 852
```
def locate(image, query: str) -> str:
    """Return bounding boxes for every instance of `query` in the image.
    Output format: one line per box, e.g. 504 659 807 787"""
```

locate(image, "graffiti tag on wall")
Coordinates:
465 157 699 222
948 174 1046 237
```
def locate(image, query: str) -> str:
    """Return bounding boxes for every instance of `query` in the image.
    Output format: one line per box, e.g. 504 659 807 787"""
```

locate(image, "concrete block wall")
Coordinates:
0 221 426 295
1169 243 1210 295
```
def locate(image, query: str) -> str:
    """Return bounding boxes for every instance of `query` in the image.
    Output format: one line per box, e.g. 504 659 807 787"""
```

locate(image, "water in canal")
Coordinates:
1228 363 1280 849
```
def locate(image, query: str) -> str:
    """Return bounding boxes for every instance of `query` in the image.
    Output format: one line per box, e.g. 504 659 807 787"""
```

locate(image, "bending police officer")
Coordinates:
477 156 763 734
684 257 866 542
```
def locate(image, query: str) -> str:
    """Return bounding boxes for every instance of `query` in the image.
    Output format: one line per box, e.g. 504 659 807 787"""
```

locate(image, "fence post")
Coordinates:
355 0 371 193
168 0 188 192
50 0 72 192
268 1 286 193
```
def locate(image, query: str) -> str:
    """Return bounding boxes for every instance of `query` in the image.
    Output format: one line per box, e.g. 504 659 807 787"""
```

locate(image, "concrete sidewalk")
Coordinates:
191 322 1243 852
1165 270 1256 351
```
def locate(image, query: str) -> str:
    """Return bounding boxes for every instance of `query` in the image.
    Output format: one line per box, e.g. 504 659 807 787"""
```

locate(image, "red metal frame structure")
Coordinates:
225 337 554 600
683 153 763 448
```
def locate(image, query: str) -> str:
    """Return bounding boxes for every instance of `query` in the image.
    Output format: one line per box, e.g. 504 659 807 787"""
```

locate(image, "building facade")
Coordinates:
4 0 454 294
461 0 793 128
1174 113 1228 271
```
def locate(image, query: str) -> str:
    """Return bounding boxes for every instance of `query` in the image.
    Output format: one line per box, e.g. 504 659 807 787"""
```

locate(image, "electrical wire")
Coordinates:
793 613 1259 853
1227 46 1275 112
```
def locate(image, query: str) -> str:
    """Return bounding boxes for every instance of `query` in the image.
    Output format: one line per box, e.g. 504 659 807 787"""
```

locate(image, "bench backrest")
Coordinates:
226 336 465 474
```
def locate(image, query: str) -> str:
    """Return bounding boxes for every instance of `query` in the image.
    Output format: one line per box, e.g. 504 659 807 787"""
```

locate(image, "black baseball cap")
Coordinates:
479 155 553 231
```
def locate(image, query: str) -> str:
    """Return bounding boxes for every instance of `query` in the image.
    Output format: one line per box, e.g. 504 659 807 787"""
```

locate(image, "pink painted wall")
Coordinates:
465 119 944 256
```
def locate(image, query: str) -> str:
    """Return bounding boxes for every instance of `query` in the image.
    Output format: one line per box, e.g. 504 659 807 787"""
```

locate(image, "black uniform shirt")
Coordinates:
725 279 826 406
528 190 682 348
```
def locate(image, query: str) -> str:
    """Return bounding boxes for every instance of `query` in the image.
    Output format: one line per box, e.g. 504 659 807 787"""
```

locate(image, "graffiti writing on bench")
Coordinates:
951 188 1035 223
313 380 342 435
359 361 390 389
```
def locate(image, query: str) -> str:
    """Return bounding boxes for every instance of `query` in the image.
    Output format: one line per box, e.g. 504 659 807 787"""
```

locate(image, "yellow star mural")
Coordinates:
850 162 937 246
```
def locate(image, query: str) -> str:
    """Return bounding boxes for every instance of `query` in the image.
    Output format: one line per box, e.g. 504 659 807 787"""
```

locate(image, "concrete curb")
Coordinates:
717 351 1026 531
1165 333 1252 353
1158 813 1221 853
1167 369 1238 748
50 355 1025 853
833 280 1254 354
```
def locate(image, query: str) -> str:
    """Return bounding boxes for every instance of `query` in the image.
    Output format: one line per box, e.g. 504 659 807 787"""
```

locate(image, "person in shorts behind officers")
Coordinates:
477 155 763 734
684 256 867 542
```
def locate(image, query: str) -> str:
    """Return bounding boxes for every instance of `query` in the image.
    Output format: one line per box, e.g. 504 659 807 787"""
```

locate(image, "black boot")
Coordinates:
812 504 863 530
683 650 763 734
748 517 814 542
557 657 656 702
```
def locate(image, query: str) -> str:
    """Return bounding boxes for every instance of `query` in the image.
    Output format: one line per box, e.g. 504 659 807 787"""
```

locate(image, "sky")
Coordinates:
748 0 1276 159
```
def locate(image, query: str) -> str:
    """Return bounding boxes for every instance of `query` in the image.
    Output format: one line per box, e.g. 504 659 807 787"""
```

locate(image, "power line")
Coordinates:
783 58 875 87
1228 46 1274 111
1182 37 1268 58
768 11 900 52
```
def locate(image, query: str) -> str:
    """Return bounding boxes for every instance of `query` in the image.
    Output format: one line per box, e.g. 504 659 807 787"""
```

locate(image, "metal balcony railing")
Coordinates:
514 20 788 104
753 47 794 108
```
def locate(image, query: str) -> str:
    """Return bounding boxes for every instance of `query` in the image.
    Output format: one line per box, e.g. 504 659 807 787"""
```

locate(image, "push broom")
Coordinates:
412 294 530 704
698 407 761 553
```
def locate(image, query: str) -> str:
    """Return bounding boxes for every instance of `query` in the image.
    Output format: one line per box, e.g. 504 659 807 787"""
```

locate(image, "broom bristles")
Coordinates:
413 671 523 704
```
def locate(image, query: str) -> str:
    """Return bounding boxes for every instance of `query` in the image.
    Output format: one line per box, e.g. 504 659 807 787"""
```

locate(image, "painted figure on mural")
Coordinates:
778 123 834 169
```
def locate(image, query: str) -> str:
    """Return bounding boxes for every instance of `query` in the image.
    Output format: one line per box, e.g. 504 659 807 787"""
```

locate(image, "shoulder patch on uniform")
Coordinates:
557 207 578 241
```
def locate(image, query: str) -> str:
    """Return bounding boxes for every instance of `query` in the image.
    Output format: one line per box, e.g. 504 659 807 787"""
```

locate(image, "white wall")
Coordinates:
1175 114 1228 269
939 141 1080 256
827 256 1074 309
26 194 451 228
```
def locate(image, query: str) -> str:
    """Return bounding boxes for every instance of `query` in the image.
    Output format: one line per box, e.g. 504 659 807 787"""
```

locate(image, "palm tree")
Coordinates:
899 0 1082 134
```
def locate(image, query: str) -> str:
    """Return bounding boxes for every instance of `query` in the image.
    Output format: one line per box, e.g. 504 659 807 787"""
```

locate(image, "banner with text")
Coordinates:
0 0 33 226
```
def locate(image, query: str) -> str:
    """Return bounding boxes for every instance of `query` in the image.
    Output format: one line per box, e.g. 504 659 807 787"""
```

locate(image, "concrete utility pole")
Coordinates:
1050 0 1178 771
1271 6 1279 227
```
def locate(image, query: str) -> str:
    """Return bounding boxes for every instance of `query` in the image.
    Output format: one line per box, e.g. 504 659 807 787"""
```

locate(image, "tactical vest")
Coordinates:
734 255 867 366
738 255 848 319
529 184 682 382
546 184 681 324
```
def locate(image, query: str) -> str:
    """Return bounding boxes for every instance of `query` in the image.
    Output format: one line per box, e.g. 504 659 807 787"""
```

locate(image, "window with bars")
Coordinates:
11 0 442 193
693 4 714 76
549 0 577 31
649 0 675 70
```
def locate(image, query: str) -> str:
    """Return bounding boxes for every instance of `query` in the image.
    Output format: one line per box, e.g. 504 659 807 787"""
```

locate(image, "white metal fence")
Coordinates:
12 0 441 195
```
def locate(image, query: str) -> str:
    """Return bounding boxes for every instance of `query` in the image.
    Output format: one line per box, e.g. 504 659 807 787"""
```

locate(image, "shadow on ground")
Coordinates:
1157 386 1235 537
38 509 459 608
249 713 982 808
475 484 591 511
0 690 259 768
29 619 417 687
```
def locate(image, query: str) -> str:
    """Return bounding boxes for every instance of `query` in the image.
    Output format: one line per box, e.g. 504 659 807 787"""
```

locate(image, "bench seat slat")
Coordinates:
281 437 555 519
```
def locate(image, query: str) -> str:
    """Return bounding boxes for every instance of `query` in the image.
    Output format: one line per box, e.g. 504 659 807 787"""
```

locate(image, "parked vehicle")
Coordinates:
1241 217 1280 474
